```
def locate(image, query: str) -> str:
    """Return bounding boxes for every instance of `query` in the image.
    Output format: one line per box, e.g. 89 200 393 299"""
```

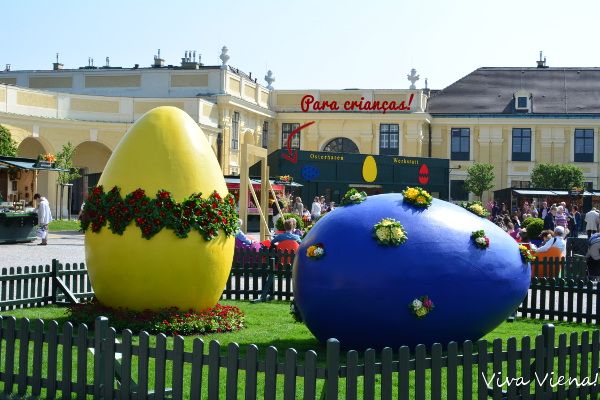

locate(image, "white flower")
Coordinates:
350 193 361 201
412 299 423 309
476 237 486 245
313 247 324 256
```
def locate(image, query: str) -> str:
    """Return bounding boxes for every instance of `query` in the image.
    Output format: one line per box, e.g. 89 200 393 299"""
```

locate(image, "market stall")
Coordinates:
225 176 302 231
494 187 594 214
0 156 64 243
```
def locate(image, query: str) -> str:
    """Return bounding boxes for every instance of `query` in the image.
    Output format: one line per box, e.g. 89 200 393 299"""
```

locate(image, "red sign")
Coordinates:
300 94 415 114
418 164 429 185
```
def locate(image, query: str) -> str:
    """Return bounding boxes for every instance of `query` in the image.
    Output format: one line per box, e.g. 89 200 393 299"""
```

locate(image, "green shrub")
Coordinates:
276 213 304 231
521 217 543 241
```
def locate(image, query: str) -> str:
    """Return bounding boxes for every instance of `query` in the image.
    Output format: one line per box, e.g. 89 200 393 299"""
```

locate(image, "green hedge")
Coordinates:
276 213 304 231
521 217 544 241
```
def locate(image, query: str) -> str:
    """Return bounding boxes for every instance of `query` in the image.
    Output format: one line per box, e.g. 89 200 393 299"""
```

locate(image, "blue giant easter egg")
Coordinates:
293 194 530 349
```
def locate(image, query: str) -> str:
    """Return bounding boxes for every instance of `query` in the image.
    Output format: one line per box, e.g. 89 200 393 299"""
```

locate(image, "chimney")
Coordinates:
153 49 164 68
536 51 548 68
181 50 200 69
53 53 63 70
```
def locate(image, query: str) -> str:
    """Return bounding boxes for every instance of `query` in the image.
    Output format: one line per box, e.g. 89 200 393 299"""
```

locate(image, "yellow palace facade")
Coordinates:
1 50 599 212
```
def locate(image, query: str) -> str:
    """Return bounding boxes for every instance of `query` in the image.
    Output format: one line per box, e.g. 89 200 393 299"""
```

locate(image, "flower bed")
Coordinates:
68 300 245 335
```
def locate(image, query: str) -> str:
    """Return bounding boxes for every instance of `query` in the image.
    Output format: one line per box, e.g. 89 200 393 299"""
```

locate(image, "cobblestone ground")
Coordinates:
0 231 85 268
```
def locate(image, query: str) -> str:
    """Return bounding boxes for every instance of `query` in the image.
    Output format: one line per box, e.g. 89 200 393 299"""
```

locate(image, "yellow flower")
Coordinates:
376 228 390 241
307 246 315 256
380 219 393 227
391 226 404 239
415 307 427 317
416 195 427 204
404 188 419 199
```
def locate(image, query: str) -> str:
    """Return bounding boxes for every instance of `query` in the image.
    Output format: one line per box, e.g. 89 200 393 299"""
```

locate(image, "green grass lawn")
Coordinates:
0 302 597 398
48 219 81 231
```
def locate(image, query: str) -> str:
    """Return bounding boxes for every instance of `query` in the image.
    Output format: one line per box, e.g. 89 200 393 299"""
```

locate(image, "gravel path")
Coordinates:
0 231 85 268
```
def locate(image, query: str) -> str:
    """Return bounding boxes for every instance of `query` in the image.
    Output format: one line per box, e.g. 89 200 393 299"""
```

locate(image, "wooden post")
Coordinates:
261 164 269 241
240 139 270 240
239 142 249 232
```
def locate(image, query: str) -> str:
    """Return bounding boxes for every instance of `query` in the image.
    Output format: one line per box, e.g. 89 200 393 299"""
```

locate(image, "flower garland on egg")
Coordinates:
409 296 434 318
373 218 407 246
519 244 536 263
402 186 433 208
80 186 238 241
460 200 490 218
471 230 490 249
340 188 367 206
306 243 325 259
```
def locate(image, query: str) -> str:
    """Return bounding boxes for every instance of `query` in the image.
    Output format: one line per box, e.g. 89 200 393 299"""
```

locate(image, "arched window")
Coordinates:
322 138 359 153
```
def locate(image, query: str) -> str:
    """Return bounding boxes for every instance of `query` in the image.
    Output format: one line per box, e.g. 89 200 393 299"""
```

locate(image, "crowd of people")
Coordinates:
236 193 337 251
490 199 600 278
491 200 582 240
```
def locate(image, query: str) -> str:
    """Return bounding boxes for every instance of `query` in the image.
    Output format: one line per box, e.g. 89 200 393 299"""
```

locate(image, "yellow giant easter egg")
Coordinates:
362 155 378 182
84 106 234 311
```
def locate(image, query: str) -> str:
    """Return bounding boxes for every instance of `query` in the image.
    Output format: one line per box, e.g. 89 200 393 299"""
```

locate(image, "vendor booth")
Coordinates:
257 150 450 204
493 187 597 214
0 156 64 243
225 176 303 231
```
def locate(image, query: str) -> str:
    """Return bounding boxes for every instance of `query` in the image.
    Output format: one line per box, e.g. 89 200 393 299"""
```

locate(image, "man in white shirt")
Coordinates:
34 193 52 246
535 226 567 257
584 207 600 239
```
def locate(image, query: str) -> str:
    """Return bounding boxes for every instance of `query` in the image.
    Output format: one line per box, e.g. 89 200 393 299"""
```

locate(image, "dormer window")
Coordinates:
514 90 532 112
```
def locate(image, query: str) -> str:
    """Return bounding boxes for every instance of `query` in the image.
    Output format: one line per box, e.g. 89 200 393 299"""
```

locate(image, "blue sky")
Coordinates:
2 0 599 90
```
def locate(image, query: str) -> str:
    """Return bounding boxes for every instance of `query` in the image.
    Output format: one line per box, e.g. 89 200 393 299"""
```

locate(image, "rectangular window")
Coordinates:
450 180 469 201
231 111 240 150
510 180 531 188
512 128 531 161
574 129 594 162
451 128 470 161
517 97 528 108
262 121 269 148
282 123 300 149
379 124 399 156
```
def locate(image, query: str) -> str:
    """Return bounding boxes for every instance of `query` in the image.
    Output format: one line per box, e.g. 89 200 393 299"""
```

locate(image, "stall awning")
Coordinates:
513 189 556 196
225 177 286 191
513 189 594 196
0 156 66 171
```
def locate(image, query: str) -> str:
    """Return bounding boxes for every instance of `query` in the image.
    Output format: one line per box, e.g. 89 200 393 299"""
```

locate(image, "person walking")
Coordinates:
34 193 52 246
543 206 557 231
584 207 600 239
292 197 304 216
311 196 321 222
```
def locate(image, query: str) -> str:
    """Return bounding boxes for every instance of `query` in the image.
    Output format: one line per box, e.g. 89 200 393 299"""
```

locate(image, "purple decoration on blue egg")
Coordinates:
293 193 531 349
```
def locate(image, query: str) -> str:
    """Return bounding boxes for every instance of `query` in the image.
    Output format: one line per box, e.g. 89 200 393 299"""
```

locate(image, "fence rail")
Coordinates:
0 316 597 399
0 252 599 325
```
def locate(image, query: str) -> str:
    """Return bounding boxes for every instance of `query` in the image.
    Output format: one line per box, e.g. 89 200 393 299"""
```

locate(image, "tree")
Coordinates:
531 163 584 189
55 142 81 219
0 125 17 156
464 163 495 200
